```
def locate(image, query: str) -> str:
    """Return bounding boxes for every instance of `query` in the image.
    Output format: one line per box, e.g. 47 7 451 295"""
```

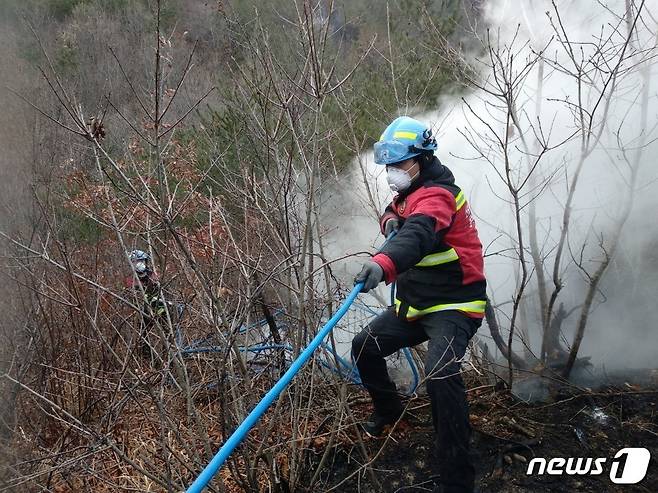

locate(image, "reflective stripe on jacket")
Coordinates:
372 157 486 319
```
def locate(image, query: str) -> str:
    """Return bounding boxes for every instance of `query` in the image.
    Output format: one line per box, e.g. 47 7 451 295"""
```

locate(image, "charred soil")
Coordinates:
322 378 658 493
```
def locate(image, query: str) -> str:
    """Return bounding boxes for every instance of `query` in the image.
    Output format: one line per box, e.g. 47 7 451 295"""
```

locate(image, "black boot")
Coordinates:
361 407 403 437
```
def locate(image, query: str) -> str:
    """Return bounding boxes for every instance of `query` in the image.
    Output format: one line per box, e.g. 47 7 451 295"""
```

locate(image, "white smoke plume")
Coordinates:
326 0 658 375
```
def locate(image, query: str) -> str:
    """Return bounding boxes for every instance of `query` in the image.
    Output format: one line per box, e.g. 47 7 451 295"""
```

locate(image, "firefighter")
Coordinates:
126 249 165 361
352 117 487 493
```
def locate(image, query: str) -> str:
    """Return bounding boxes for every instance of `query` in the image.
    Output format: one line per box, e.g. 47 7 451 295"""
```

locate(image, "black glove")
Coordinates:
384 218 400 237
354 261 384 293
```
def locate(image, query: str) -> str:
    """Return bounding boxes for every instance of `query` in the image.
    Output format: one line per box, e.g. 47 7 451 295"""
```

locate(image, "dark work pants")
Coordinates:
351 308 481 493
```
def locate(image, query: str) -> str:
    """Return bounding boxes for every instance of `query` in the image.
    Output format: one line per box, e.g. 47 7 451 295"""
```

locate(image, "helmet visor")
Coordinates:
373 140 413 165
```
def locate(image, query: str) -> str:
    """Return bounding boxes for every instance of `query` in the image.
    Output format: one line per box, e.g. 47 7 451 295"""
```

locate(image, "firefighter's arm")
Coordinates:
372 189 455 283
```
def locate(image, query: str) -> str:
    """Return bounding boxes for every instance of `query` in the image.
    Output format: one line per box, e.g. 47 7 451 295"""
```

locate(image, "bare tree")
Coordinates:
424 0 658 386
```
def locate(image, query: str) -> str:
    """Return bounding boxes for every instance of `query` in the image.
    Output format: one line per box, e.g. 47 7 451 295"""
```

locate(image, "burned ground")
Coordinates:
321 375 658 493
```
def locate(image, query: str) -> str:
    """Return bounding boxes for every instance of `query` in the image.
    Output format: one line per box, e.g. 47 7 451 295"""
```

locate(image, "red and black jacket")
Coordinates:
372 157 487 319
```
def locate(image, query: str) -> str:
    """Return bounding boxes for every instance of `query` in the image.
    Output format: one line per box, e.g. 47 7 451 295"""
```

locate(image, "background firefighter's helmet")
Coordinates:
373 116 438 165
129 249 150 277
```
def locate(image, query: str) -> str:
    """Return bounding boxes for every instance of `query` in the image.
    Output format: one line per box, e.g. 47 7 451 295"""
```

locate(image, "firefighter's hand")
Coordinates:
383 218 400 237
354 261 383 293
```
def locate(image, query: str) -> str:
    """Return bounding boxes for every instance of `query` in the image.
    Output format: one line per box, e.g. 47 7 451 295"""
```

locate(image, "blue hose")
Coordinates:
402 347 419 394
319 341 362 384
185 283 364 493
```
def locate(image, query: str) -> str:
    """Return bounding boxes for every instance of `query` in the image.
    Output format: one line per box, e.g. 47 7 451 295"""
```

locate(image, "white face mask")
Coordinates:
134 261 147 275
386 164 419 192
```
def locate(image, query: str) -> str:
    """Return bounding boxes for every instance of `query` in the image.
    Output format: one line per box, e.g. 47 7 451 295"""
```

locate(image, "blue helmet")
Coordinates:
129 249 151 277
373 116 437 165
129 249 150 262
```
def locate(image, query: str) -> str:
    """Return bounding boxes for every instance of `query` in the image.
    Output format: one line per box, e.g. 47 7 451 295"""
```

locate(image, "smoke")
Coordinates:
327 0 658 376
457 0 658 373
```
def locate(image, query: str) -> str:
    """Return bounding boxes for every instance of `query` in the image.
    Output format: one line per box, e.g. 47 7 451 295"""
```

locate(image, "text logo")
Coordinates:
526 448 650 484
